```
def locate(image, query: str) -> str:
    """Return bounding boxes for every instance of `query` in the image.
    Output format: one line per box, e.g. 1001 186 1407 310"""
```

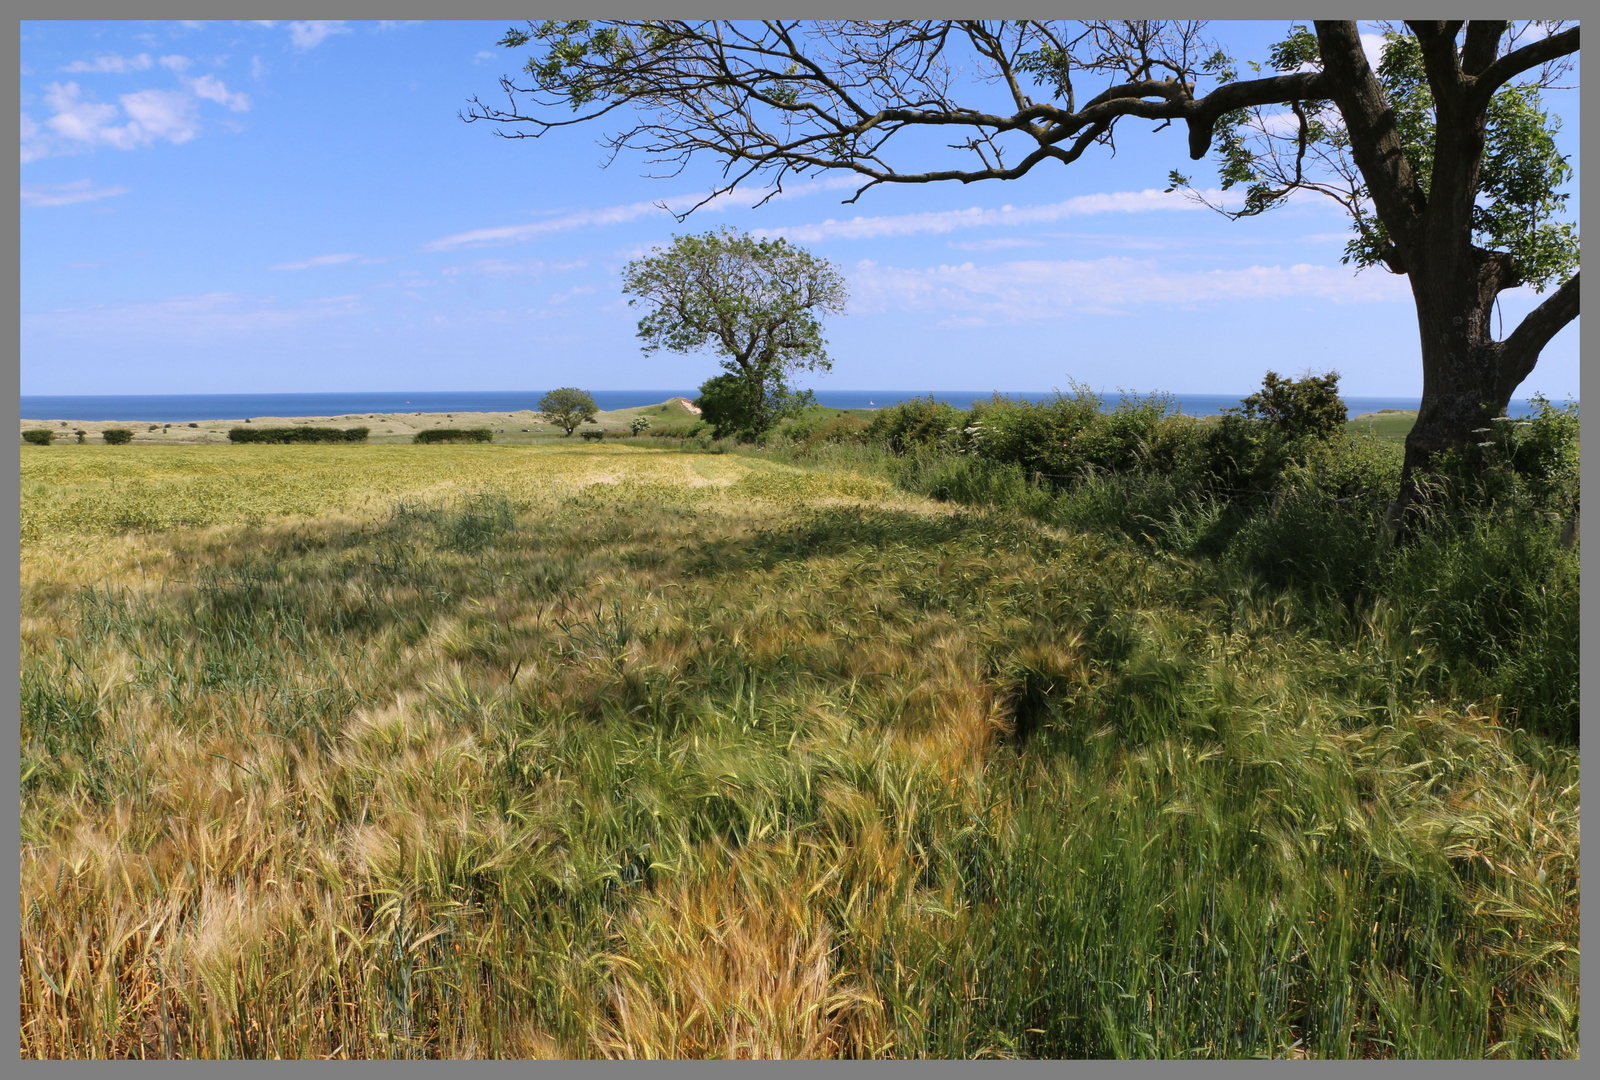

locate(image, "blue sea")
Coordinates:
20 389 1567 423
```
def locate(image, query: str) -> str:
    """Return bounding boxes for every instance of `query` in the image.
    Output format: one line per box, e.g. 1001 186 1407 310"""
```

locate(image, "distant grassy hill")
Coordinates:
1347 409 1418 441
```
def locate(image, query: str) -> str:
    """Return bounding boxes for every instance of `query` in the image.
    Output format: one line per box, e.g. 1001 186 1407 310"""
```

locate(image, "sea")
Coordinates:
20 390 1568 423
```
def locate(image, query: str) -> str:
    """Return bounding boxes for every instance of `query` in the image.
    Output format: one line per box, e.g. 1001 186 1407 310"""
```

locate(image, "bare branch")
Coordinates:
1470 25 1580 108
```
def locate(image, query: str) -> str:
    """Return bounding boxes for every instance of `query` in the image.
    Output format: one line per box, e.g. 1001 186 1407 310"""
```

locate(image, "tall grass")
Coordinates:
19 443 1579 1058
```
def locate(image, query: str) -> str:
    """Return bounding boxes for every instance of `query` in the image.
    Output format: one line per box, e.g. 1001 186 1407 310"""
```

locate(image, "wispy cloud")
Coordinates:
376 21 423 31
159 54 192 72
288 21 350 50
423 177 860 252
21 179 131 208
62 53 153 74
849 256 1409 324
269 252 361 271
39 81 199 150
946 237 1047 252
759 188 1224 244
549 284 596 305
24 291 364 338
440 257 587 277
20 112 47 163
189 74 249 112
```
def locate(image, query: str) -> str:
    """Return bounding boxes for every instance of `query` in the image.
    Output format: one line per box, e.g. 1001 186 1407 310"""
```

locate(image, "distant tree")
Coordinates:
101 429 132 445
538 387 599 435
621 227 847 441
629 415 652 435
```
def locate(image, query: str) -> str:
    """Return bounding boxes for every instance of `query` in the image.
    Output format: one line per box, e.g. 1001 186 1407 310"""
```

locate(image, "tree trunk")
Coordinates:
1392 246 1580 539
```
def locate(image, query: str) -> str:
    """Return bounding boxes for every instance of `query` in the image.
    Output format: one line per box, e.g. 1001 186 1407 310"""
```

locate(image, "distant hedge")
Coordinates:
22 429 53 446
413 428 493 444
102 429 133 445
228 426 369 444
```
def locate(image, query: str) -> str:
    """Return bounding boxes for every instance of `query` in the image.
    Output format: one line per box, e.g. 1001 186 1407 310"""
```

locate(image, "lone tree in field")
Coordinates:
538 387 599 435
621 227 848 440
468 20 1578 517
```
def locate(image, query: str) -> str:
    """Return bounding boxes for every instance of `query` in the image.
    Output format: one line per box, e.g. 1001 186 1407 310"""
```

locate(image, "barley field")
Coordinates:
19 442 1578 1058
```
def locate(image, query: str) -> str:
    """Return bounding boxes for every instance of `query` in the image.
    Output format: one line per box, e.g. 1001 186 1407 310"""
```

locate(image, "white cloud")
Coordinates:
1360 32 1389 70
288 21 350 50
549 285 596 305
20 112 48 163
947 237 1047 252
21 179 131 208
422 177 860 252
848 256 1408 323
760 188 1221 244
190 74 249 112
40 82 198 150
118 88 199 144
159 54 192 72
440 257 586 277
377 21 422 31
269 252 361 271
23 291 363 338
250 56 267 81
62 53 153 74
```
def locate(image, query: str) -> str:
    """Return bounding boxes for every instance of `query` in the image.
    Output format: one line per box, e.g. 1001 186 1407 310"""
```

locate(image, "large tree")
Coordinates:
622 226 848 440
467 20 1579 514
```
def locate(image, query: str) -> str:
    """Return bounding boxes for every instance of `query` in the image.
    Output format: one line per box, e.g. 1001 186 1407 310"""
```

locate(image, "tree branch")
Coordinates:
1469 25 1580 108
1497 271 1580 400
1460 21 1507 76
1313 21 1425 241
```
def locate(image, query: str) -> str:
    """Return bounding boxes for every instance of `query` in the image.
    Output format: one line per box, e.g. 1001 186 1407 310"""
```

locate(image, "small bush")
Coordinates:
412 428 492 445
22 429 53 446
188 422 199 428
1229 369 1348 439
865 397 967 454
629 416 652 435
230 426 370 444
579 429 605 441
74 431 86 444
101 429 133 445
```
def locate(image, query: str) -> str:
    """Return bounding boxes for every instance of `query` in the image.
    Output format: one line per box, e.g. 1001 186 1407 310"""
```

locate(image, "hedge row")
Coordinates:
228 426 369 444
413 428 492 444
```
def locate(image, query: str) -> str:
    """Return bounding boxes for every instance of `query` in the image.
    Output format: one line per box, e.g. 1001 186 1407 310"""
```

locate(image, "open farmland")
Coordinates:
19 441 1578 1059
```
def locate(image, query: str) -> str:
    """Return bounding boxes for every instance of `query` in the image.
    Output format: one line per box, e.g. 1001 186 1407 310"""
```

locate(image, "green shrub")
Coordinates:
629 415 652 435
230 426 371 444
1229 369 1348 439
579 429 605 442
865 396 967 454
75 431 87 444
412 428 492 445
22 429 53 446
695 372 814 442
101 429 133 445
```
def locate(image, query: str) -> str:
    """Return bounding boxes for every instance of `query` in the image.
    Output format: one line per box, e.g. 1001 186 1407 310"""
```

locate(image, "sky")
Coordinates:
19 19 1581 399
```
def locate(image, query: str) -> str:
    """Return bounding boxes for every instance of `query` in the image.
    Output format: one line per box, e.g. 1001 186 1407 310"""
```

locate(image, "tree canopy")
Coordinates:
622 227 847 439
471 20 1579 512
538 387 599 436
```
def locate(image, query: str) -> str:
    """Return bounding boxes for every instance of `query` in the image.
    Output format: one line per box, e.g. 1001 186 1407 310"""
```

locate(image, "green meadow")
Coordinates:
18 420 1578 1058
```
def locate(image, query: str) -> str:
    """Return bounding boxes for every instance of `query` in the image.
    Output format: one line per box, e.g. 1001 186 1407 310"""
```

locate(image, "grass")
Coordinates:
18 441 1579 1059
1347 411 1418 442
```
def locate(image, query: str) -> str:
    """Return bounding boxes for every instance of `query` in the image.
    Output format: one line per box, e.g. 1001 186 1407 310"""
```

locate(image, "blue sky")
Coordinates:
20 20 1580 398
